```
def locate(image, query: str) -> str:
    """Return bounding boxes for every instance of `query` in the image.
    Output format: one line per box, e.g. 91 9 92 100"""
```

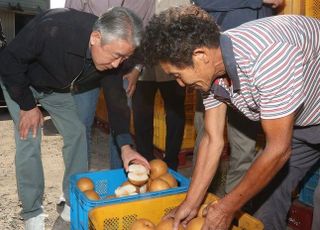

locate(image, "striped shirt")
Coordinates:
203 15 320 126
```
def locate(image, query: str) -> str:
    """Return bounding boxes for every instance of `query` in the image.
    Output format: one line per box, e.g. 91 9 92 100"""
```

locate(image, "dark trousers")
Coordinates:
226 108 261 193
254 125 320 230
132 81 186 170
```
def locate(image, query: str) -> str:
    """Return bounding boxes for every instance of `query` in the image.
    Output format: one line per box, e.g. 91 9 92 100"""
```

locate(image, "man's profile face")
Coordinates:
160 60 214 92
90 31 135 71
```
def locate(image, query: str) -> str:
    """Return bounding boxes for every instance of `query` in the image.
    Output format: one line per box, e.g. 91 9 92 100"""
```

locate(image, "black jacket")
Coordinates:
0 8 132 138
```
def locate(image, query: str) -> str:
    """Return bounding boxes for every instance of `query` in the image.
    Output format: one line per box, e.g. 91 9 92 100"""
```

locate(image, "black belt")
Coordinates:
33 86 70 94
51 87 70 93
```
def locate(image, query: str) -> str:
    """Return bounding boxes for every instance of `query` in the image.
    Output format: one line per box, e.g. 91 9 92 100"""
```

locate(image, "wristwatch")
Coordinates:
134 64 143 72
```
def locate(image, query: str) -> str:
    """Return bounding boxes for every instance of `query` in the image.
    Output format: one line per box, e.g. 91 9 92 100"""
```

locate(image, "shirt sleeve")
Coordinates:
64 0 82 9
116 133 133 147
141 0 155 27
0 17 43 110
100 71 133 147
193 0 263 11
254 43 305 120
202 91 223 110
65 0 110 16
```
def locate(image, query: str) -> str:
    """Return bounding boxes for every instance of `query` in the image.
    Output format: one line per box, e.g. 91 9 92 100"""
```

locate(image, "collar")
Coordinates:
219 34 240 92
208 34 240 101
86 47 92 61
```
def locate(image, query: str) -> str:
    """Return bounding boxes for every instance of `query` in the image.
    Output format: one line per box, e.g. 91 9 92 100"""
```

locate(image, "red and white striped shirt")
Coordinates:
203 15 320 126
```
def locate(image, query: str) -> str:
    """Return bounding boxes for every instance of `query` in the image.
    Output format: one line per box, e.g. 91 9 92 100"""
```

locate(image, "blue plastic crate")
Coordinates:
70 168 190 230
299 167 320 207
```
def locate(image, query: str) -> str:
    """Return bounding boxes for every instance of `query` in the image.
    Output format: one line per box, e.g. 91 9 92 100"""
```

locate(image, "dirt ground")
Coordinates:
0 108 109 229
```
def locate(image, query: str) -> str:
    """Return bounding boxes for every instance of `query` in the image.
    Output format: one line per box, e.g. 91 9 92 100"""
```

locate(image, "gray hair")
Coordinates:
92 7 143 47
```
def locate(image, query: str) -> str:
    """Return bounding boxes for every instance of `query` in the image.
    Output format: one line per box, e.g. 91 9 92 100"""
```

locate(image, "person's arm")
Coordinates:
65 0 112 16
64 0 79 8
100 72 132 143
193 0 283 11
0 15 45 139
100 73 149 170
141 0 156 27
123 67 141 97
0 21 40 110
193 0 263 11
262 0 283 8
167 103 227 229
202 113 294 229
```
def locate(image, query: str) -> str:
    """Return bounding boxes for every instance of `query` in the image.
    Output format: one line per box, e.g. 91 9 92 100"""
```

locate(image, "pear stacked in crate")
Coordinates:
77 159 178 200
77 177 100 200
115 159 178 197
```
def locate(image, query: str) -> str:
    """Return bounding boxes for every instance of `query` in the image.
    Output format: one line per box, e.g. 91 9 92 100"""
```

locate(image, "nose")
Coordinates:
111 57 123 68
176 78 185 87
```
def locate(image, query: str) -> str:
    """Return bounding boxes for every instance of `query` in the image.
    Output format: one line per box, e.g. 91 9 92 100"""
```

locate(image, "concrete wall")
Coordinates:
0 10 14 43
0 0 49 43
0 0 49 14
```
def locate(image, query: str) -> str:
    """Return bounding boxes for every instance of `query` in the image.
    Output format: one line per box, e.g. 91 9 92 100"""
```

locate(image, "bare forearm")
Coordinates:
186 135 225 206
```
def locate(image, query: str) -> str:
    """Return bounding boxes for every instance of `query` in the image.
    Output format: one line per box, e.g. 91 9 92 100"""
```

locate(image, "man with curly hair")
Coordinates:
142 5 320 230
192 0 283 197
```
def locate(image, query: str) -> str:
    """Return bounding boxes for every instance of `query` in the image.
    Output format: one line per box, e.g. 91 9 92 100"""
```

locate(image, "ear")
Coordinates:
90 31 102 46
193 47 210 64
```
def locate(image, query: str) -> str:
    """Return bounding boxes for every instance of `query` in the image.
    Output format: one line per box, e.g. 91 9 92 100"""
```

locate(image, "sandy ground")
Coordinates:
0 108 109 229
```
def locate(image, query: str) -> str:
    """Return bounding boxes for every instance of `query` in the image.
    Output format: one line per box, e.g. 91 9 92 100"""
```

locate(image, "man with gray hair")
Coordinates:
65 0 155 170
0 7 149 230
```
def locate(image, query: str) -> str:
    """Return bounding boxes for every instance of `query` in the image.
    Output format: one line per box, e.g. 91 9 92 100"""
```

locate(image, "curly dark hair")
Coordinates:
141 5 220 68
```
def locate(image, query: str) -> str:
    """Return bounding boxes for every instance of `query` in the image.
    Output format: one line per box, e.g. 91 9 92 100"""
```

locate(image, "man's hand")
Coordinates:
120 145 150 171
202 200 235 230
19 107 44 140
263 0 283 8
123 68 140 97
163 200 199 229
166 199 234 230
